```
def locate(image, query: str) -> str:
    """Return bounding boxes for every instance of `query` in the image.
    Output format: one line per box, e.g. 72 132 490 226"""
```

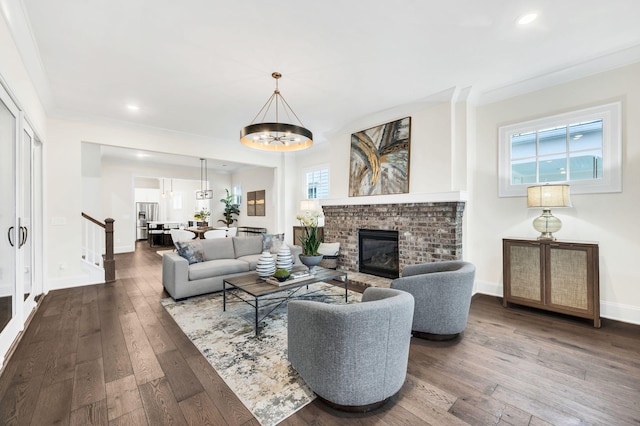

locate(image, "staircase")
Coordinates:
81 213 116 283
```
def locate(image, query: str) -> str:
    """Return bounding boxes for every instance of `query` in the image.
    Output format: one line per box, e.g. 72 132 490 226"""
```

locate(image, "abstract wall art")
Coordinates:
349 116 411 197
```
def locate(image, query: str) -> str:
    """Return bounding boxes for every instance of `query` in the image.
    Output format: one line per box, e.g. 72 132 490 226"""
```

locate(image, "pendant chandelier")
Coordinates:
196 158 213 199
240 72 313 152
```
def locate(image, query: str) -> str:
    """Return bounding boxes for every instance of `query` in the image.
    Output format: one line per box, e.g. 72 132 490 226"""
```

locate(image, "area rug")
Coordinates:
156 249 173 257
161 283 362 426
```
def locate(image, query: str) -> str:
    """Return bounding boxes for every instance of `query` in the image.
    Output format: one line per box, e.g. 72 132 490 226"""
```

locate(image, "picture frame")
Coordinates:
247 191 256 216
247 190 266 216
255 190 265 216
349 117 411 197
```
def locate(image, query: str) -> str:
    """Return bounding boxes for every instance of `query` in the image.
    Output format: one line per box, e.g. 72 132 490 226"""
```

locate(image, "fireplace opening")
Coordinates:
358 229 399 279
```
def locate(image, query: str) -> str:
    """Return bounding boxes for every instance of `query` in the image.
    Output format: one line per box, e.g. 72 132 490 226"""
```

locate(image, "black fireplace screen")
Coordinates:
358 229 399 279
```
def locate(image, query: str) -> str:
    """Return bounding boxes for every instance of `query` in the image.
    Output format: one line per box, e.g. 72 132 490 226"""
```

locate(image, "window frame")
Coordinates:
303 165 330 200
498 102 622 197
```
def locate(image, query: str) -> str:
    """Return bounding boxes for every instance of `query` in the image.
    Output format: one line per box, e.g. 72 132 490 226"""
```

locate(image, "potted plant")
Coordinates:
219 189 240 227
194 207 211 227
273 268 291 282
296 210 323 272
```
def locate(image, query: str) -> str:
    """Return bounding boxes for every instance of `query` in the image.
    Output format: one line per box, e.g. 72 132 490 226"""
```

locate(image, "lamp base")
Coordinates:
533 209 562 241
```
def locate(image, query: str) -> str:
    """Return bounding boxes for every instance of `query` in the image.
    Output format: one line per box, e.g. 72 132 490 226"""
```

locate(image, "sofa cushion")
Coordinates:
175 241 205 264
188 258 250 281
318 242 340 256
237 253 267 270
233 236 263 258
200 237 235 261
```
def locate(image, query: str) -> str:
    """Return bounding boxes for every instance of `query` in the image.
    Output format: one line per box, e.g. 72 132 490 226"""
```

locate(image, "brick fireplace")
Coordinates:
321 195 465 275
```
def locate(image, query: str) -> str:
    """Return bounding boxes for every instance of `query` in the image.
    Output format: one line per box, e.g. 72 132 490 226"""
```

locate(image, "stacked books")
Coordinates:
291 271 312 279
265 271 313 287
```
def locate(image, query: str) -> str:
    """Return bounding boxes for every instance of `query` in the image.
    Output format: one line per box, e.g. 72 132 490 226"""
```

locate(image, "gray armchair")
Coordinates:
391 261 475 340
287 287 414 411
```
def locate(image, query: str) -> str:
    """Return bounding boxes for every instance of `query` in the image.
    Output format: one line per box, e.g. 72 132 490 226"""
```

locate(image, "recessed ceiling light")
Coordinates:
127 104 140 111
517 13 538 25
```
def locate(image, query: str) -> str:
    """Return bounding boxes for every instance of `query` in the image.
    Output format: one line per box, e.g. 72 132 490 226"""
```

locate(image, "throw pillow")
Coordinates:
318 242 340 256
262 233 285 253
175 240 205 265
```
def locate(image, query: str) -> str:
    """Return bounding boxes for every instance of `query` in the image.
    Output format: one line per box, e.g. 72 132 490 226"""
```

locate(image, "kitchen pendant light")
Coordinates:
240 72 313 152
196 158 213 199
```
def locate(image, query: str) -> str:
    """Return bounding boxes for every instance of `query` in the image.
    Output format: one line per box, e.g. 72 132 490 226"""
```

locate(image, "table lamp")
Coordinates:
527 184 572 240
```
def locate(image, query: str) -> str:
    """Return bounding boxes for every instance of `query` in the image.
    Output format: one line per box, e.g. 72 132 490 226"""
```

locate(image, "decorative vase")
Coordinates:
256 251 276 279
276 244 294 272
299 254 323 274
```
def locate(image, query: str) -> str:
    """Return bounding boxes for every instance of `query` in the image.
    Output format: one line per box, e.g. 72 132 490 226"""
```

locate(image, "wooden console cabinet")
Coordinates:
503 238 600 327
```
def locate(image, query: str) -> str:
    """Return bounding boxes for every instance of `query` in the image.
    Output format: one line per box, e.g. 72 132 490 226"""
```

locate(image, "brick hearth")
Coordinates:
322 202 465 275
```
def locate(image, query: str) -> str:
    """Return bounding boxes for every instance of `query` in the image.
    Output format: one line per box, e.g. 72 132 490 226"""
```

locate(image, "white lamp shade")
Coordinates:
527 184 572 208
300 199 318 211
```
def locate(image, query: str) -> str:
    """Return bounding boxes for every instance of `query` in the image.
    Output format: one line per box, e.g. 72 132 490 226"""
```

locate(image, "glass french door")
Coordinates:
0 83 18 351
0 81 43 365
21 123 42 321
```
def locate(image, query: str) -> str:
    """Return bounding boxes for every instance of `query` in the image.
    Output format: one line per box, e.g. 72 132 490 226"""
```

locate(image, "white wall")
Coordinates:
0 10 46 135
470 61 640 324
101 159 232 253
290 66 640 325
232 167 278 233
45 117 283 289
81 142 103 220
319 102 464 200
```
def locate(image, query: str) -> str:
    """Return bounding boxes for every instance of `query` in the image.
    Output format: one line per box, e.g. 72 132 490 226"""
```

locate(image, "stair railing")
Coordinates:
81 213 115 282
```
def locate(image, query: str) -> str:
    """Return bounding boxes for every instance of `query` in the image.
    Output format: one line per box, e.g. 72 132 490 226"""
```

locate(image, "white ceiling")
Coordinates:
6 1 640 162
99 145 249 174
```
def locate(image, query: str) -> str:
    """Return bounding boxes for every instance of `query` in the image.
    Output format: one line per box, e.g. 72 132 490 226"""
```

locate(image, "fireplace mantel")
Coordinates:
320 191 468 207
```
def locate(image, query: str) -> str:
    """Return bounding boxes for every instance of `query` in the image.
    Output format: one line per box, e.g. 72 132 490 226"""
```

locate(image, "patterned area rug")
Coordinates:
161 283 362 426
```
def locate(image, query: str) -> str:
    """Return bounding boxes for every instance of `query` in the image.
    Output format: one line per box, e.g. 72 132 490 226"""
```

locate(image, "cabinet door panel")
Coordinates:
509 245 542 302
549 247 589 310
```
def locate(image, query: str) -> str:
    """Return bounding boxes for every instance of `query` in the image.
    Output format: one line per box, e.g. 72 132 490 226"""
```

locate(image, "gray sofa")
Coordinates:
390 261 475 340
287 287 414 411
162 235 301 300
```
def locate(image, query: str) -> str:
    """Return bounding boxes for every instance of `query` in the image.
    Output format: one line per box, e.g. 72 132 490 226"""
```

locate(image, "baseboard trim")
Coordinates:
600 301 640 326
47 274 104 291
473 280 640 326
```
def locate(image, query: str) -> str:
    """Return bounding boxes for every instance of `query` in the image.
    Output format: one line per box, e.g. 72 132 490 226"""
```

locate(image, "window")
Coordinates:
305 167 329 199
232 184 242 205
499 102 621 197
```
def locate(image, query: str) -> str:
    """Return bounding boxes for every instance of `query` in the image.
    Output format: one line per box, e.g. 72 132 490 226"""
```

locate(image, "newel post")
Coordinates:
104 218 116 282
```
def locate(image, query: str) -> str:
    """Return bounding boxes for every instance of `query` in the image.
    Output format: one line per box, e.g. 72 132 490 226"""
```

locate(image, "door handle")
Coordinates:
19 226 28 248
8 226 14 247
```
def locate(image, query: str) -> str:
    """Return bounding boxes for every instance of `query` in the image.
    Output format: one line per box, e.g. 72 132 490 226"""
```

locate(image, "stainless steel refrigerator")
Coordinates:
136 202 158 240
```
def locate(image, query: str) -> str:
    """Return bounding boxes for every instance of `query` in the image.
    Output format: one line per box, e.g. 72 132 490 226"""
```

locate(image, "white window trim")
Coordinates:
498 102 622 197
302 164 331 200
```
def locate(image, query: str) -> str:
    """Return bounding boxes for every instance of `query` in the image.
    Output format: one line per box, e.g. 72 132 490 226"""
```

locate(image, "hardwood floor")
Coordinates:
1 241 639 425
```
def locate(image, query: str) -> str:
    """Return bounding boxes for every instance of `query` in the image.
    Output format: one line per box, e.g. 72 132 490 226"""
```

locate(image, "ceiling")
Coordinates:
99 145 249 174
6 1 640 160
